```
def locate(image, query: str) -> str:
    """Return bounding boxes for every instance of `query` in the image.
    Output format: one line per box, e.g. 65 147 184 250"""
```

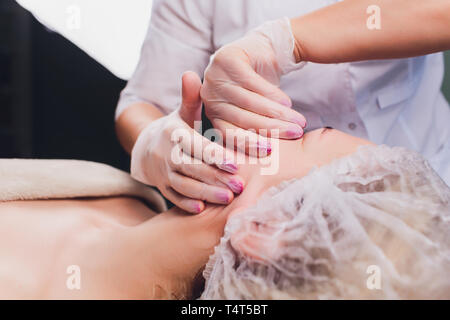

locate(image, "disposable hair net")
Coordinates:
201 145 450 299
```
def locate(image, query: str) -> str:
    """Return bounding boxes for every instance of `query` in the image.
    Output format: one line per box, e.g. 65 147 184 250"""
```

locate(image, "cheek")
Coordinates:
309 138 354 166
322 132 374 158
276 156 314 185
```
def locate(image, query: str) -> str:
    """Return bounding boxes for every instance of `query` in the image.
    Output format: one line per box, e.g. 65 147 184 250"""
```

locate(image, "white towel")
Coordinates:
0 159 167 213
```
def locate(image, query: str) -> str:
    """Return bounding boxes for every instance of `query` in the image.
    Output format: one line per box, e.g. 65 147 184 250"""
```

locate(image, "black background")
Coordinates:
30 19 129 170
1 0 129 171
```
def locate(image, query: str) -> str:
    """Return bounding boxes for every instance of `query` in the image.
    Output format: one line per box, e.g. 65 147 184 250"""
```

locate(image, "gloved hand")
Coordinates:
201 17 307 153
131 72 245 214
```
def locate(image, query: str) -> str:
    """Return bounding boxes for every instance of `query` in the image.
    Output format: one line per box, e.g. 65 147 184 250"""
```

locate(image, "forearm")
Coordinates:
291 0 450 63
115 102 165 154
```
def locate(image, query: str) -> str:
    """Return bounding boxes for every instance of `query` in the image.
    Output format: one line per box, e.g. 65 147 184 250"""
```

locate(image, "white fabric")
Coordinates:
0 159 167 213
116 0 450 185
257 17 307 76
236 17 306 83
201 145 450 300
15 0 153 80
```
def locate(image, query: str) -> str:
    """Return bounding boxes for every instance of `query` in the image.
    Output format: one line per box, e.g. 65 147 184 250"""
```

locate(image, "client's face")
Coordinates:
227 128 373 216
201 129 450 300
156 129 373 298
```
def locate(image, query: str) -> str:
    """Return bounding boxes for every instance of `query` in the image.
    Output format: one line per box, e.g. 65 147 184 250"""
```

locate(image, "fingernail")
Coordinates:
249 140 272 155
257 140 272 154
193 202 204 214
216 191 232 204
284 125 304 139
292 116 307 128
281 99 292 108
228 179 244 194
218 161 238 174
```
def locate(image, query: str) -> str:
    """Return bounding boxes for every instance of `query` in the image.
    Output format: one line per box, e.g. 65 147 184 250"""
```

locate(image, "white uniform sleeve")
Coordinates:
115 0 214 120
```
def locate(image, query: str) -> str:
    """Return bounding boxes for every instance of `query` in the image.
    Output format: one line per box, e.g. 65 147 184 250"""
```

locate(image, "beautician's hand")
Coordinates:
131 72 245 214
201 17 307 151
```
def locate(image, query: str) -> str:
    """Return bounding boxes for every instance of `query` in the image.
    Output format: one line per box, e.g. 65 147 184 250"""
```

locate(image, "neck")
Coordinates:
130 202 231 298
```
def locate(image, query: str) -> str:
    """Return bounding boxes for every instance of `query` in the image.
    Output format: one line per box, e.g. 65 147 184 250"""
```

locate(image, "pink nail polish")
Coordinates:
219 162 238 174
193 203 203 213
285 125 303 139
281 99 292 108
217 191 232 204
228 180 244 194
292 116 307 128
257 141 272 154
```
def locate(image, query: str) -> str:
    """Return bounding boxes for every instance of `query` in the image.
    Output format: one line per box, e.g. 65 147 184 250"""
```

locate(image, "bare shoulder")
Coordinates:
0 197 157 227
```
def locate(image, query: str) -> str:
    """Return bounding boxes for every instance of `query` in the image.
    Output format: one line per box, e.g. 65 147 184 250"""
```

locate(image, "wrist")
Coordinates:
116 102 164 154
293 36 304 64
290 18 308 63
259 17 307 75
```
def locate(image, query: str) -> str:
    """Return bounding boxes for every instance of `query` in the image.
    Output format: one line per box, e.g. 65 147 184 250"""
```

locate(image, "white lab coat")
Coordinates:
117 0 450 185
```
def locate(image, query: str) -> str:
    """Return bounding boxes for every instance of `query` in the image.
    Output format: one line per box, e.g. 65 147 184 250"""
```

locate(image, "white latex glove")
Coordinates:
131 72 245 214
201 17 307 152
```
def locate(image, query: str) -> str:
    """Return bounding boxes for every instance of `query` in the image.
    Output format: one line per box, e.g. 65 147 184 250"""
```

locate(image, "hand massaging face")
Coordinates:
1 129 448 299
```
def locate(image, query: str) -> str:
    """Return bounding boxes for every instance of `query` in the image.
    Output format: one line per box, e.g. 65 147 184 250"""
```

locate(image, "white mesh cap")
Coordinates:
201 145 450 300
